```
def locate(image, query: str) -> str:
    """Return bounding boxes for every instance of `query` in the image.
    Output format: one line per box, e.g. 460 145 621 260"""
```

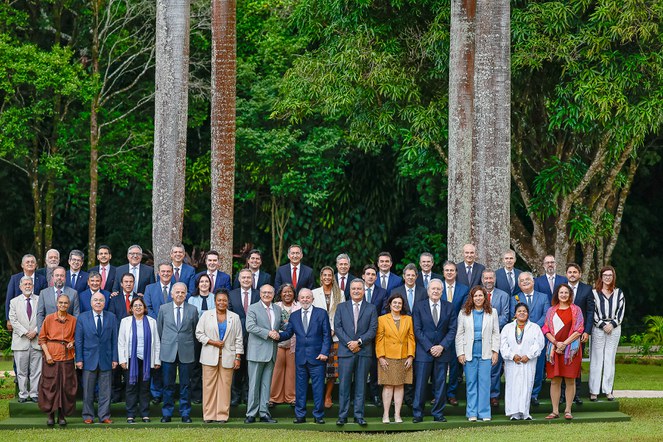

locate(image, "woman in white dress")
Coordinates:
500 302 545 420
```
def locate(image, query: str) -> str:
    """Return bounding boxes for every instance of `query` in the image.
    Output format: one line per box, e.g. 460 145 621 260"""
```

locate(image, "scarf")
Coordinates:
129 316 152 385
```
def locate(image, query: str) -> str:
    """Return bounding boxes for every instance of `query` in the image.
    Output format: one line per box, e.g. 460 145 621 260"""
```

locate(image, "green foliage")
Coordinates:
643 315 663 346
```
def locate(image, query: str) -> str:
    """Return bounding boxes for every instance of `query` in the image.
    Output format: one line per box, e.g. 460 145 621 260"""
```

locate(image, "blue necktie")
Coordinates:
176 307 181 329
366 288 372 303
96 314 102 335
408 288 414 311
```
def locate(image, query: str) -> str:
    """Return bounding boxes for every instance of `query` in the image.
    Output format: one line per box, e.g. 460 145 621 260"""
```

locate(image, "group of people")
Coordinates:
5 243 625 426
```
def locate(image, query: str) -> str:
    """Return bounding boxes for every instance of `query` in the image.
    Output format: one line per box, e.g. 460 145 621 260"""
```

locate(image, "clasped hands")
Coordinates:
268 330 280 340
347 340 361 353
430 344 444 358
512 354 530 364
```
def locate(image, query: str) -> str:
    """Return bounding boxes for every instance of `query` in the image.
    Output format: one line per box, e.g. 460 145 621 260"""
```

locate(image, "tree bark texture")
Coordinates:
209 0 236 275
88 0 102 268
152 0 190 267
448 0 511 270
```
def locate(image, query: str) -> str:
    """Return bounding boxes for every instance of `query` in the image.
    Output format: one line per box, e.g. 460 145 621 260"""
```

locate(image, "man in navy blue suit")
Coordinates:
66 250 89 294
278 288 331 424
88 245 116 293
79 272 111 313
75 293 118 424
511 272 550 406
391 263 427 315
412 279 457 423
416 252 443 289
112 245 155 295
233 249 271 290
335 253 355 300
6 254 47 330
495 249 522 297
361 264 387 406
274 244 314 295
189 250 231 294
455 244 485 288
534 255 568 302
377 252 403 296
145 263 174 320
334 279 378 426
170 244 195 293
108 272 137 403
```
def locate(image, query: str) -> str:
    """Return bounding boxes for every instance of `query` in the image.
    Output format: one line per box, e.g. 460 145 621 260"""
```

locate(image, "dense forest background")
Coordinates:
1 0 662 335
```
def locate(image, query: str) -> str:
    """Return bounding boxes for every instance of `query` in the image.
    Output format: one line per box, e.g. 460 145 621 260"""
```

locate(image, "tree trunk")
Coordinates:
448 0 511 270
29 143 43 263
88 0 102 268
209 0 236 275
152 0 190 266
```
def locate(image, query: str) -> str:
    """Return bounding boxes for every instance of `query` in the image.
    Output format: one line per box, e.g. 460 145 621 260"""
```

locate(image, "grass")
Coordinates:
580 362 663 390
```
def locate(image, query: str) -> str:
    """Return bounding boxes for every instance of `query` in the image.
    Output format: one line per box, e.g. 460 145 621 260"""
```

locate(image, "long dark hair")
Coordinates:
193 273 212 297
461 285 492 315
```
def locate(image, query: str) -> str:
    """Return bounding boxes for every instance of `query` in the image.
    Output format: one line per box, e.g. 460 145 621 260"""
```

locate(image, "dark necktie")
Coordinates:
201 295 208 311
176 306 181 328
340 276 345 291
174 267 180 282
527 294 532 305
507 271 515 291
366 288 372 303
162 285 168 302
71 273 77 287
424 274 429 289
432 303 439 326
26 297 32 320
96 314 102 335
243 291 249 314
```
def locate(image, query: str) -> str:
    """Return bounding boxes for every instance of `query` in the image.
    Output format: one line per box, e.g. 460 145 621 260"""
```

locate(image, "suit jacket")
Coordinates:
495 267 523 296
9 294 41 350
232 270 271 290
572 282 595 335
78 288 111 313
112 263 156 294
377 273 403 296
36 286 80 330
534 273 568 302
66 270 89 294
334 300 377 358
365 285 388 316
415 272 443 289
455 308 500 361
510 291 550 327
190 270 231 294
74 310 118 371
376 313 415 360
455 262 486 288
412 300 457 363
196 309 244 368
5 272 48 320
274 263 315 294
106 292 130 327
144 281 173 319
157 302 199 364
487 288 510 330
279 306 331 366
88 265 117 292
336 273 356 301
246 302 283 363
172 263 196 290
228 288 260 336
390 285 427 315
117 315 161 367
442 281 470 316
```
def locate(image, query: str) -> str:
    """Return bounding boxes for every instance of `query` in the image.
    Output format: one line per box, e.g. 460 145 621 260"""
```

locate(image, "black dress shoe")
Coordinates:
531 398 540 407
260 416 277 423
204 420 214 423
314 417 325 424
574 396 583 405
216 420 227 423
191 399 202 405
434 416 447 422
18 398 27 403
244 416 256 424
336 418 347 425
182 416 192 423
448 397 459 406
160 416 171 423
412 416 423 423
354 417 367 426
293 417 306 424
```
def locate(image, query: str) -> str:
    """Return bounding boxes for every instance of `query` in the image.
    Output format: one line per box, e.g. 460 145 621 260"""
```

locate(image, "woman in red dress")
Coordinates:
542 283 583 420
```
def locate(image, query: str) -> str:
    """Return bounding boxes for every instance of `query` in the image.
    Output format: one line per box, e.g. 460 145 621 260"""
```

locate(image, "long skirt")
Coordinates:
38 359 78 416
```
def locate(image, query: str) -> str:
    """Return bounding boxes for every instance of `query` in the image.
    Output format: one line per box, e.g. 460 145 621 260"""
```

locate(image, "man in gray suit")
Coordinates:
244 284 282 423
334 279 378 426
36 266 79 330
157 282 199 423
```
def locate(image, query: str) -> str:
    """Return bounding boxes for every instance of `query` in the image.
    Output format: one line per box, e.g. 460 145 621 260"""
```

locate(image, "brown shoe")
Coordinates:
101 419 113 424
447 397 458 406
490 398 499 407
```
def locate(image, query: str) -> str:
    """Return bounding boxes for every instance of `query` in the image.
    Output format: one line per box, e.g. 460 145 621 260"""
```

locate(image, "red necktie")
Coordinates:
101 266 107 289
209 273 215 289
487 291 492 303
125 293 131 314
243 291 249 314
340 276 345 291
292 266 298 288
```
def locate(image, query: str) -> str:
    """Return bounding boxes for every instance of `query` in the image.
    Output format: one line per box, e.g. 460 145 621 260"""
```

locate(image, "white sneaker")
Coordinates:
468 417 477 422
482 418 491 422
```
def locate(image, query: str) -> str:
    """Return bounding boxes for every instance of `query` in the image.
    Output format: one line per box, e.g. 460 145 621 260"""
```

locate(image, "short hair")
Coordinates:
386 292 407 313
157 262 173 271
513 302 529 317
214 288 230 300
21 254 36 264
247 249 262 259
377 251 392 260
403 263 418 275
419 252 434 261
69 249 84 261
170 244 185 252
97 245 112 254
19 275 33 284
362 264 378 275
130 296 147 310
172 282 188 292
481 269 495 277
335 253 351 264
552 283 574 306
442 260 457 269
46 249 60 258
349 278 365 290
121 272 135 281
276 283 295 302
88 271 101 280
288 244 303 253
429 278 444 288
503 249 516 258
194 273 212 296
53 266 66 274
238 268 253 277
127 244 143 253
566 262 582 273
519 271 534 280
206 250 220 259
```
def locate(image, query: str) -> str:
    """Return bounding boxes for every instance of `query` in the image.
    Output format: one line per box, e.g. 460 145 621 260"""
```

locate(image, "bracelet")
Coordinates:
235 357 241 361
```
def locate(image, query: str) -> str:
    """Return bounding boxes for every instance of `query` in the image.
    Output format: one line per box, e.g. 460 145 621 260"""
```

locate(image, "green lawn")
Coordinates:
580 362 663 390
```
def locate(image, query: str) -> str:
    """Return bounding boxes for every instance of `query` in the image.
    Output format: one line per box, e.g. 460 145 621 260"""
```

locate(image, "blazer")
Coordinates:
365 285 388 315
157 302 199 364
334 300 378 358
376 313 415 360
279 306 331 366
274 263 315 294
144 281 173 319
5 272 48 320
88 265 117 292
106 291 135 327
572 282 595 335
246 302 283 363
74 310 119 371
190 270 231 294
65 270 89 294
510 291 550 327
78 288 111 313
117 315 161 368
534 274 568 302
455 308 500 361
390 285 427 315
196 309 244 368
113 263 156 294
487 288 510 330
412 300 457 363
442 281 470 315
228 288 260 335
9 294 41 350
172 262 196 290
36 286 80 330
495 267 523 296
232 270 271 290
311 287 343 341
415 272 443 289
336 273 355 301
455 262 486 288
378 273 404 296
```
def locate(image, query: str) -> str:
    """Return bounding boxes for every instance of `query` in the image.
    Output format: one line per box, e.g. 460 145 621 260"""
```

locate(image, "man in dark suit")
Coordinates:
440 261 469 405
157 282 199 423
101 271 130 404
534 255 568 302
412 279 457 423
145 263 174 320
416 252 443 289
189 250 231 294
88 245 116 293
335 253 355 300
65 250 89 294
391 263 427 315
112 245 155 296
36 248 61 287
564 262 595 405
6 254 48 330
455 244 485 288
79 271 111 313
278 288 331 424
334 279 378 426
377 252 403 295
233 249 271 290
495 249 522 297
274 244 314 295
510 272 550 406
361 264 387 406
74 292 118 424
170 244 195 293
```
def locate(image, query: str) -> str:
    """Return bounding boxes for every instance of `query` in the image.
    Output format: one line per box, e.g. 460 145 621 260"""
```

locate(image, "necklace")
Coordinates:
515 323 525 345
